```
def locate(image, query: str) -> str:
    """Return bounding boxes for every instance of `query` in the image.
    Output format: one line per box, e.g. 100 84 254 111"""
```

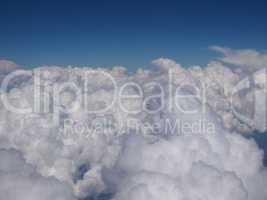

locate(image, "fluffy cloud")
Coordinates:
152 57 183 72
0 48 266 199
0 149 76 200
210 46 267 71
0 60 19 73
0 60 20 84
114 164 248 200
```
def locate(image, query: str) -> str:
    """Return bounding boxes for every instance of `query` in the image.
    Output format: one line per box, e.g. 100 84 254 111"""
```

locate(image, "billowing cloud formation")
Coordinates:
210 46 267 71
0 60 20 83
0 60 19 73
0 47 266 200
0 149 76 200
152 57 183 72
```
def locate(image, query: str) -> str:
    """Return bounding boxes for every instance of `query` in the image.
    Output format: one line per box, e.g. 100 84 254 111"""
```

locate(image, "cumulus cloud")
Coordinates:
0 60 20 84
114 164 248 200
152 57 183 72
0 48 266 200
0 149 76 200
210 46 267 71
0 60 19 73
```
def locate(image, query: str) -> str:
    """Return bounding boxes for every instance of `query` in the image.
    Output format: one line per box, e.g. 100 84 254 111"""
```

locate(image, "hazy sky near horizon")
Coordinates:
0 0 266 70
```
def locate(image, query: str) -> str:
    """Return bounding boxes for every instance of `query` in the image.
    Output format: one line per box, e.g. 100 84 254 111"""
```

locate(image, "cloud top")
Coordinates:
210 46 267 71
0 47 267 199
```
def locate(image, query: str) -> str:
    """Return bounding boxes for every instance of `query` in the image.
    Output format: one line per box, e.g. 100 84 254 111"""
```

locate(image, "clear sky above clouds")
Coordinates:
0 0 266 70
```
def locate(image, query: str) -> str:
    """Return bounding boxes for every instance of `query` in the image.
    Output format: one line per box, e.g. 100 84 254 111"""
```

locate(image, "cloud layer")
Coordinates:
0 46 267 199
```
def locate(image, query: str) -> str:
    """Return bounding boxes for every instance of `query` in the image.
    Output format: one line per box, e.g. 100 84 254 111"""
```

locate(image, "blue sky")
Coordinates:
0 0 266 70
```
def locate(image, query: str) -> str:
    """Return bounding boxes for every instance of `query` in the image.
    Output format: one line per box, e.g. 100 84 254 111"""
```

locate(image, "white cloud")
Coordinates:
152 57 183 72
0 60 19 73
0 149 76 200
0 48 267 199
210 45 267 71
